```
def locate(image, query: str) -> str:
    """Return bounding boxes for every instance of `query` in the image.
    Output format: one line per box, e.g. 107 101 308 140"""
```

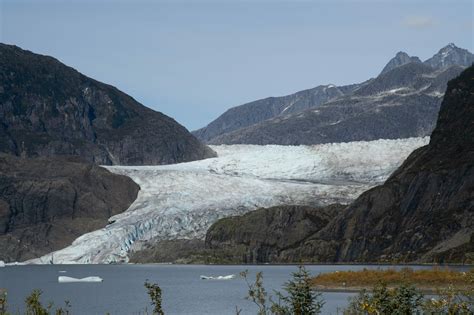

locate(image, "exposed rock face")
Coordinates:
0 44 215 165
194 44 471 146
0 154 139 262
380 51 421 75
424 43 474 69
316 65 474 263
129 239 207 264
198 66 474 264
205 205 345 263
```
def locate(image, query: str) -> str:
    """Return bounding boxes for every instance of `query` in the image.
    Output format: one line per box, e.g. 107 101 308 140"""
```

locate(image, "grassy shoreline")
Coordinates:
311 268 474 292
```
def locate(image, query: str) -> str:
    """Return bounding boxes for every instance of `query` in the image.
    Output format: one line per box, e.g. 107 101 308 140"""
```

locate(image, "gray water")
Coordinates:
0 264 470 315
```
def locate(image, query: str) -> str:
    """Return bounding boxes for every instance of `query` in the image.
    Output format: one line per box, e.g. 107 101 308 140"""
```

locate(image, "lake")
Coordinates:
0 264 470 314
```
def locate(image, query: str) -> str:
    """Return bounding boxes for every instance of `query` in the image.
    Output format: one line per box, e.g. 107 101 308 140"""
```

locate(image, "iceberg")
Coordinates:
0 261 5 267
200 274 235 280
58 276 103 283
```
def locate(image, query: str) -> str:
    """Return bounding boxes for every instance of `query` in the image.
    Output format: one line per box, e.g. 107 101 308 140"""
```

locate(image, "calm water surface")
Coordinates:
0 264 470 315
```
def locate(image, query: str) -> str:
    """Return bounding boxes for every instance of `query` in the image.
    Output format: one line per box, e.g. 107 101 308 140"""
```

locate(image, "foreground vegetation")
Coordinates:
1 267 473 314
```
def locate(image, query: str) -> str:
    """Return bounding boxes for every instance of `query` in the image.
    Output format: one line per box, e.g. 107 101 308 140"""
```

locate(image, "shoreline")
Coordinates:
311 285 467 294
3 262 474 268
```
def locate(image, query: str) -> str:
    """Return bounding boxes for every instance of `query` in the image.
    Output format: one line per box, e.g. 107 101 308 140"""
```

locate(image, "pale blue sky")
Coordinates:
1 0 472 130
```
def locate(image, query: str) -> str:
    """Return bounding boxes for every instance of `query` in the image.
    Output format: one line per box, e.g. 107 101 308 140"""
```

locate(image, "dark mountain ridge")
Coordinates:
0 43 215 165
194 43 473 145
209 63 462 145
192 82 363 143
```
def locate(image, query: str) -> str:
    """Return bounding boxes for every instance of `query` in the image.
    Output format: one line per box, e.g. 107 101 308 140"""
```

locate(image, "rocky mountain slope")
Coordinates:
210 63 463 145
192 83 361 143
197 65 474 264
0 44 215 165
317 64 474 263
0 155 139 262
194 44 473 145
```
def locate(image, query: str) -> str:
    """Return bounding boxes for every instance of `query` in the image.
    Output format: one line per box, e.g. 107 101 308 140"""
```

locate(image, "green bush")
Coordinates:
239 266 324 315
23 289 70 315
344 283 423 314
144 280 164 315
343 280 474 315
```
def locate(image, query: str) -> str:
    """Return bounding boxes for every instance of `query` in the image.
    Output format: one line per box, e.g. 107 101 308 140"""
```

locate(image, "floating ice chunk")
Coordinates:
58 276 103 283
0 261 5 267
59 270 67 273
200 274 235 280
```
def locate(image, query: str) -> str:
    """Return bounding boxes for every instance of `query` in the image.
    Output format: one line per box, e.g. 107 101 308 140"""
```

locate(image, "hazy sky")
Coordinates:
1 0 472 130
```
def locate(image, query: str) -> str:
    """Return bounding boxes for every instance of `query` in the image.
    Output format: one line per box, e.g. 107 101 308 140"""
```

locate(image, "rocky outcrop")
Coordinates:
0 154 139 262
204 205 345 263
197 66 474 264
0 44 215 165
129 239 208 264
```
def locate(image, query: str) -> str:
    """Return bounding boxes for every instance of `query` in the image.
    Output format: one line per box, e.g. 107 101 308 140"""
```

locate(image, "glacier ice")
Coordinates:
28 138 428 264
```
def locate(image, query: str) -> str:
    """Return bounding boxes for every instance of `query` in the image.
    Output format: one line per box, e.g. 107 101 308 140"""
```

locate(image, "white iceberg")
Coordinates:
200 274 235 280
58 276 103 283
0 261 5 267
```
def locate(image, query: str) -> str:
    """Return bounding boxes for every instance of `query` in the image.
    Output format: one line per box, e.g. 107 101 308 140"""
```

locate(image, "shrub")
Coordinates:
344 283 423 315
23 290 70 315
240 266 324 315
0 290 6 315
422 270 474 314
144 280 164 315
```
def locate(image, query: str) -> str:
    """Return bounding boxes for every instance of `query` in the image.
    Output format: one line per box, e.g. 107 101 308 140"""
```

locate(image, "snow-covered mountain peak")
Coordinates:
424 43 474 69
439 43 459 55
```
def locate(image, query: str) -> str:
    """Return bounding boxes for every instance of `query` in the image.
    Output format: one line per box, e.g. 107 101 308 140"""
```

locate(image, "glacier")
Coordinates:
29 138 429 264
